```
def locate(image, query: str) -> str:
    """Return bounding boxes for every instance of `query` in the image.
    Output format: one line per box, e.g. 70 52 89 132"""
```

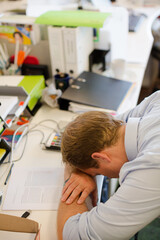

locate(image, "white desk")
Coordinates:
0 5 160 240
0 106 76 240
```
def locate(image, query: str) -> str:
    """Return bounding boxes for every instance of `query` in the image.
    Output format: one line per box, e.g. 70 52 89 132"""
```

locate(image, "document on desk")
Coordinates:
0 230 36 240
3 167 64 210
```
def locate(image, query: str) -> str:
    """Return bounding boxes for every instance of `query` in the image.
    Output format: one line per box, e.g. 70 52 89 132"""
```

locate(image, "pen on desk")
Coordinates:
4 163 14 185
21 210 31 218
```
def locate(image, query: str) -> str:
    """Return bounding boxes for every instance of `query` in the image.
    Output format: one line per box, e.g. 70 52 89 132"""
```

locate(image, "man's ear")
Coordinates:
91 152 111 163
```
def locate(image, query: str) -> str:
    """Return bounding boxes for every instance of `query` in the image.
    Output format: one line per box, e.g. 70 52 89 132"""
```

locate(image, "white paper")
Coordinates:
3 167 64 210
0 230 36 240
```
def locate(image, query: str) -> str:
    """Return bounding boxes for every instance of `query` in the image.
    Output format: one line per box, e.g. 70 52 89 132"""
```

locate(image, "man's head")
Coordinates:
61 111 124 172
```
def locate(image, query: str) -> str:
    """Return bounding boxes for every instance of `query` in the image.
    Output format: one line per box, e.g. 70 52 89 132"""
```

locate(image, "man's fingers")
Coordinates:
62 180 71 194
77 189 90 205
65 187 83 204
61 183 82 202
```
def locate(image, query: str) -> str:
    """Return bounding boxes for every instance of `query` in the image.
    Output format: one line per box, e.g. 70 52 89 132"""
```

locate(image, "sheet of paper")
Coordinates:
3 167 64 210
0 230 36 240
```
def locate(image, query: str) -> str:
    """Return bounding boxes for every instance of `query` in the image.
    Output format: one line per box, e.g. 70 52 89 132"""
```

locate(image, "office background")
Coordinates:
0 1 160 239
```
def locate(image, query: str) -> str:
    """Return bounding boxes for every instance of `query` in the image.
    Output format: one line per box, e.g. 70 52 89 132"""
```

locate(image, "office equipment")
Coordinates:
35 10 111 28
0 86 29 164
0 86 30 126
0 148 6 160
0 96 18 120
4 163 14 185
0 138 11 164
48 25 94 78
0 76 45 115
59 71 134 111
63 26 94 77
0 190 2 205
45 132 61 151
21 64 49 81
21 210 32 218
48 26 66 76
129 13 145 32
18 76 45 114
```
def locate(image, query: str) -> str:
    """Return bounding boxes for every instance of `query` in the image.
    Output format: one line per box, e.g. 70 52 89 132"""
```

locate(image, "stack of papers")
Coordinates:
0 230 36 240
3 166 64 210
69 102 116 115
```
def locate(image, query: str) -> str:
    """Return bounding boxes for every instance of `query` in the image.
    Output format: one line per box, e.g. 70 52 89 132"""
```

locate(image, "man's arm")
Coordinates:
62 164 97 206
57 164 94 239
57 196 88 240
58 169 160 240
117 90 160 121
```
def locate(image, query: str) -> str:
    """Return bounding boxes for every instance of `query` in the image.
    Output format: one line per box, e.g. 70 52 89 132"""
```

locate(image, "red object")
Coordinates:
19 101 24 106
17 116 29 125
10 55 39 65
6 119 12 124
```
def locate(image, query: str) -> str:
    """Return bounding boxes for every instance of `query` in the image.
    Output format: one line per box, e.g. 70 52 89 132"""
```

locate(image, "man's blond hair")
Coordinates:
61 111 123 169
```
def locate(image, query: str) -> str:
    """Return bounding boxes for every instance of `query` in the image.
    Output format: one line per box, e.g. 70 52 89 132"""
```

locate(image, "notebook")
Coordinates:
60 71 134 111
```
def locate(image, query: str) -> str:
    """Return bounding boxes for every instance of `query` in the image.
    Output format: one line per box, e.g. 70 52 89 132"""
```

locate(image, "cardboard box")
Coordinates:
0 213 40 240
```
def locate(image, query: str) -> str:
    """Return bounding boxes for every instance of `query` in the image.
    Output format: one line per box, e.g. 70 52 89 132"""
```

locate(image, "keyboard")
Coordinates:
129 13 145 32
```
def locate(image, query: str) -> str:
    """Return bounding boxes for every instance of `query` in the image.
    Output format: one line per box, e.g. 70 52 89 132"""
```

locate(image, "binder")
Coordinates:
62 27 94 78
59 71 134 111
48 26 66 76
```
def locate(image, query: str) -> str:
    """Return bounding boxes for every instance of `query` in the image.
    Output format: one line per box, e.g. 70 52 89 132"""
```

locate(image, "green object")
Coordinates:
130 218 160 240
35 10 111 28
18 75 45 111
93 28 100 42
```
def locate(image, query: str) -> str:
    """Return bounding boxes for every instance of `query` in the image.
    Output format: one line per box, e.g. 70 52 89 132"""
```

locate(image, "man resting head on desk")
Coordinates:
57 91 160 240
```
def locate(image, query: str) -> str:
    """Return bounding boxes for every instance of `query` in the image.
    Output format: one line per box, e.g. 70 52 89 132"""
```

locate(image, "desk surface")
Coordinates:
0 4 160 240
0 106 76 240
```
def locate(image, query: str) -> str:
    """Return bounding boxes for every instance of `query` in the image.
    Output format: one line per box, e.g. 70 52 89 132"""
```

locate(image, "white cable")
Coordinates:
9 123 29 163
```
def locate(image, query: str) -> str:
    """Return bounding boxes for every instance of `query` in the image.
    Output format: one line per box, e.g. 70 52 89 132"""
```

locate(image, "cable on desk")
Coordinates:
29 119 61 132
28 129 45 145
9 123 29 164
12 129 45 162
11 133 28 163
1 119 67 166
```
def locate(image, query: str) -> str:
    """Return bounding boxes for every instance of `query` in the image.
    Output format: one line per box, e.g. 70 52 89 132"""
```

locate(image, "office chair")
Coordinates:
134 232 139 240
151 46 160 92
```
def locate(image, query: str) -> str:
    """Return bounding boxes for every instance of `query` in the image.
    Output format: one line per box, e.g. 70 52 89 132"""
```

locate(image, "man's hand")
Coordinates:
61 171 97 206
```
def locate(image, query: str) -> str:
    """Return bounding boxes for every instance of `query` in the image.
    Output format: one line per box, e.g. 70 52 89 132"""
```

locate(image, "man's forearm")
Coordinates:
57 197 88 240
